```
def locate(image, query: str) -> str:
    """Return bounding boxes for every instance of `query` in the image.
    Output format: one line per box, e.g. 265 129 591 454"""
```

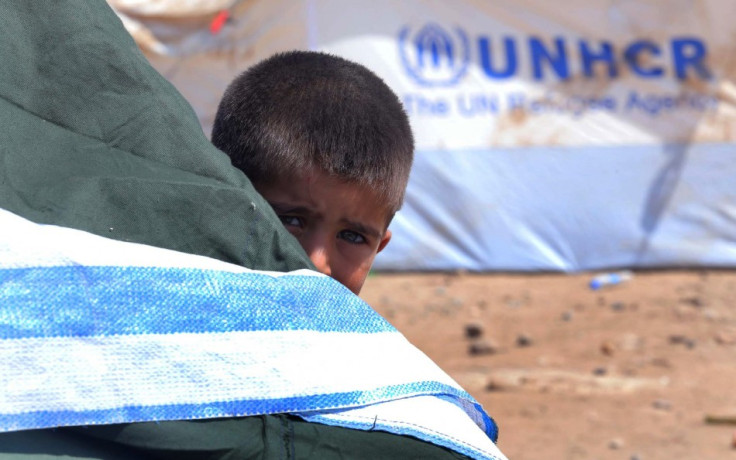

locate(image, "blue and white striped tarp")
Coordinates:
0 208 506 460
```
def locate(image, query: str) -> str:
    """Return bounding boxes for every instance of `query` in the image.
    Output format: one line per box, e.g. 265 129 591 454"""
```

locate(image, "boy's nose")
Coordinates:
308 249 331 277
303 236 332 277
308 250 331 276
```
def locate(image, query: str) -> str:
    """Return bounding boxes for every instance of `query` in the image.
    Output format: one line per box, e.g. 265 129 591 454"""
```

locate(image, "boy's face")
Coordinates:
256 167 392 295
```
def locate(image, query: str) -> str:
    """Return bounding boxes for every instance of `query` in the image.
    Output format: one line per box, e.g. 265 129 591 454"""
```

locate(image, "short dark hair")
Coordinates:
211 50 414 218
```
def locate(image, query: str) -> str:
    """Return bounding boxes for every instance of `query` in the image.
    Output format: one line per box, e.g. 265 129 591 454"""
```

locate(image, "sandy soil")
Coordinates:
361 270 736 460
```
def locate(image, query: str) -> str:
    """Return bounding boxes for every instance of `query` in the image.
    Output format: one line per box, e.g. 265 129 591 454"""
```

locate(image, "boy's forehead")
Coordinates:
317 175 395 228
260 168 395 228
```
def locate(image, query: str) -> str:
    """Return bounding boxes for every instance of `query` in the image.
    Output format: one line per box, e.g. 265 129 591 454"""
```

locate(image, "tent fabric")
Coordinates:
112 0 736 273
0 1 504 458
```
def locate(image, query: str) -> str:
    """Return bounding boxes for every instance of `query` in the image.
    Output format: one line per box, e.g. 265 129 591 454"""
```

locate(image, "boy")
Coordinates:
212 51 414 294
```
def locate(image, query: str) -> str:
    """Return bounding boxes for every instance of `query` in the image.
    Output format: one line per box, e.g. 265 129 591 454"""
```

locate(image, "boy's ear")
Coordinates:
376 229 392 254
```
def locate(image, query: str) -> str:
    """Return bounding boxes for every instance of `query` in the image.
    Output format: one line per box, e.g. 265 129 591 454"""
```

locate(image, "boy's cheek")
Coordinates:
346 265 373 295
337 252 380 294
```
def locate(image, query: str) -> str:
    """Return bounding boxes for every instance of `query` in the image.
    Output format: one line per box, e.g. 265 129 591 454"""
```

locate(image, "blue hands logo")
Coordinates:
399 23 470 87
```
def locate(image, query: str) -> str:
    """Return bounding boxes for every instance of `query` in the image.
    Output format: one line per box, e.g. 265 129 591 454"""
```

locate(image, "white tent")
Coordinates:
111 0 736 271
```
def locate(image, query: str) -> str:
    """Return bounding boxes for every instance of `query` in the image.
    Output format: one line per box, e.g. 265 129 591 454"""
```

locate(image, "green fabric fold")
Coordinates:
0 0 311 271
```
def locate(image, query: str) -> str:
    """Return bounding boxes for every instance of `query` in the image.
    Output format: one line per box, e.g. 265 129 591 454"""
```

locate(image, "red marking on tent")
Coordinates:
210 10 230 35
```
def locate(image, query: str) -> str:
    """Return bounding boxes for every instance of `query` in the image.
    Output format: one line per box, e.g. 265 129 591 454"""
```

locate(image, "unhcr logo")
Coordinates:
398 24 470 87
399 24 712 85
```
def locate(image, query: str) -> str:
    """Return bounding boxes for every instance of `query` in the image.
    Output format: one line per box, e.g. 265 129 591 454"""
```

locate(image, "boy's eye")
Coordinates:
338 230 366 245
278 215 303 228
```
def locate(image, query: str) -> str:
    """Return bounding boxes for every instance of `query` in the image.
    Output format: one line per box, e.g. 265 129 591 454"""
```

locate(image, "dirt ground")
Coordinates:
361 269 736 460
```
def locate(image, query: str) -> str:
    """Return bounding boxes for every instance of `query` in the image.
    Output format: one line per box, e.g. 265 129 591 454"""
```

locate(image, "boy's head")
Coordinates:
212 50 414 294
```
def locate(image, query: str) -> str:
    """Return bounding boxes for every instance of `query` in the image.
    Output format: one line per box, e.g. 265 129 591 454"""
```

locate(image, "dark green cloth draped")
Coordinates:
0 1 470 458
0 0 310 271
0 416 467 459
